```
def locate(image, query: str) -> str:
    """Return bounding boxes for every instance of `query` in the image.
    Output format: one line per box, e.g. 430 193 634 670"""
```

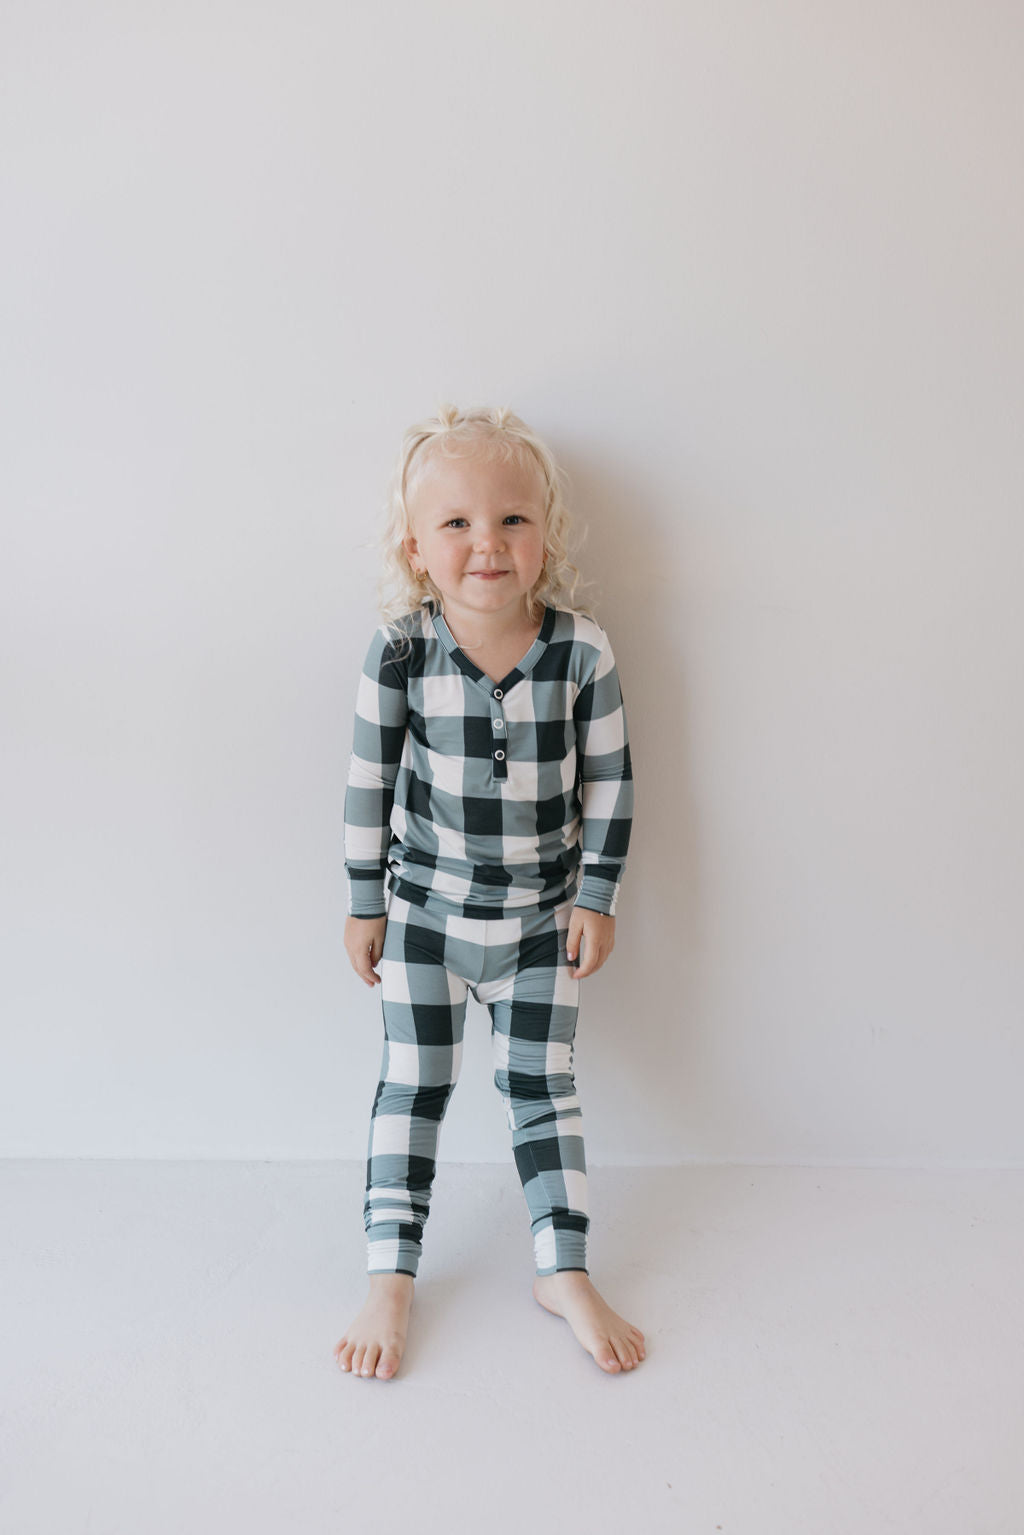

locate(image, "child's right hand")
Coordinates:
344 915 388 987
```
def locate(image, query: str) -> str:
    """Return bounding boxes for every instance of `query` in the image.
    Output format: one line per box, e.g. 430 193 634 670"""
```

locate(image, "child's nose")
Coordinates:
474 527 506 552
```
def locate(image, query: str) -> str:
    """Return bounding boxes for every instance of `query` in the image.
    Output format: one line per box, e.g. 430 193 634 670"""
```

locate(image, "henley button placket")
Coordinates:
491 689 508 780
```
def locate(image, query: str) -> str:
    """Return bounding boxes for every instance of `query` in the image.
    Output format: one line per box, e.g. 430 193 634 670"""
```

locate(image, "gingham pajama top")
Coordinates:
344 601 633 921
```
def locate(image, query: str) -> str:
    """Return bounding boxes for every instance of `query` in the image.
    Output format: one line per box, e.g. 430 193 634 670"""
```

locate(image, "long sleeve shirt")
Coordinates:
343 601 633 920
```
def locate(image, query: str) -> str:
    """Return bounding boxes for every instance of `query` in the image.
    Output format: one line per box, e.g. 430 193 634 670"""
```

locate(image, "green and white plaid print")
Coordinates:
344 602 633 919
365 893 589 1277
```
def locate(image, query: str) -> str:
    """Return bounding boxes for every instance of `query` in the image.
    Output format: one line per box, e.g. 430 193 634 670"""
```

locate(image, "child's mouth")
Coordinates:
470 571 509 580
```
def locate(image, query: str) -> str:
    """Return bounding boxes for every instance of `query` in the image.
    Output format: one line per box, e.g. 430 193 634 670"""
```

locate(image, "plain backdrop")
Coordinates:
2 0 1021 1166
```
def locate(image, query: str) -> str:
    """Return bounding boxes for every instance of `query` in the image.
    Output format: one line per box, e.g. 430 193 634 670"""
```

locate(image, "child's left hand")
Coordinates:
566 908 615 979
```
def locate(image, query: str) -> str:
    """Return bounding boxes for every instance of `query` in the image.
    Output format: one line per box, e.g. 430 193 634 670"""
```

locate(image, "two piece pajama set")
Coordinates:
343 600 633 1278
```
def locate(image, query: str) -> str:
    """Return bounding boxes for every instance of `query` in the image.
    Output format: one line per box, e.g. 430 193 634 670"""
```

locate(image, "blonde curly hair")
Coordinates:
374 404 593 643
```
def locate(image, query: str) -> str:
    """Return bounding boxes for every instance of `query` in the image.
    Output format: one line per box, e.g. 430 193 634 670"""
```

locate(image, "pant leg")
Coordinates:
474 900 589 1276
363 896 469 1277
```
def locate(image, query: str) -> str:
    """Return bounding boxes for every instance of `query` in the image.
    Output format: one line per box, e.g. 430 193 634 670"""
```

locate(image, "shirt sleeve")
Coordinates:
572 627 634 916
344 627 410 918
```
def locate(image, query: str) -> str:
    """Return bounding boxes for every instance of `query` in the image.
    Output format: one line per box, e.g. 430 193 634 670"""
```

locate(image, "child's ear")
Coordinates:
401 532 420 566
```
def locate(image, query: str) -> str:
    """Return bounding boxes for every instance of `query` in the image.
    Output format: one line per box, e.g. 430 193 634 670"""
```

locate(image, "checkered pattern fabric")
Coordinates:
344 602 633 919
364 893 588 1277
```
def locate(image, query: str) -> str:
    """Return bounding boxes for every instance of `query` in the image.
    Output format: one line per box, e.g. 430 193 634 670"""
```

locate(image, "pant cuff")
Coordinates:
533 1223 588 1276
367 1236 422 1278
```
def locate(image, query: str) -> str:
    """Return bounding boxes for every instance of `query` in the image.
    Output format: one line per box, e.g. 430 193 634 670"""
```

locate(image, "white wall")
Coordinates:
2 0 1021 1165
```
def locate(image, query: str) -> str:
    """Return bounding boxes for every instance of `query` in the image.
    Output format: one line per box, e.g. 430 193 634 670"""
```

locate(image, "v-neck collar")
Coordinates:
428 602 556 693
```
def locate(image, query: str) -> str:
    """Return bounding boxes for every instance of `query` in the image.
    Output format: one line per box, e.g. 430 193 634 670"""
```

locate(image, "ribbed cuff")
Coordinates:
367 1236 421 1278
347 874 387 918
533 1224 589 1276
574 873 620 916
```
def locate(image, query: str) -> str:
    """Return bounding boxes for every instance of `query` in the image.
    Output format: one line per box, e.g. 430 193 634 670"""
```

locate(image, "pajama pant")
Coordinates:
363 890 588 1278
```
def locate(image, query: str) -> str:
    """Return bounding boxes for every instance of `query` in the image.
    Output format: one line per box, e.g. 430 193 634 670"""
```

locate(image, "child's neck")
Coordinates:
441 599 541 656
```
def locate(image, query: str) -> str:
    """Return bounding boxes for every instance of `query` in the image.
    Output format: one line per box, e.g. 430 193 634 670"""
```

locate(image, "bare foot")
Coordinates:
533 1271 646 1374
334 1273 414 1381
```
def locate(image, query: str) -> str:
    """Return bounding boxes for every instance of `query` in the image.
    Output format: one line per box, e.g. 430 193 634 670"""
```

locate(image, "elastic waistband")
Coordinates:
388 876 573 922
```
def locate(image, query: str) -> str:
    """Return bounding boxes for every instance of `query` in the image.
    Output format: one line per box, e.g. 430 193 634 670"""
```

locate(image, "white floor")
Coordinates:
4 1160 1023 1535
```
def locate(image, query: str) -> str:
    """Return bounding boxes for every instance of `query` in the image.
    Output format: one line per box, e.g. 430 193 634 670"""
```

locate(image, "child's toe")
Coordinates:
376 1348 400 1379
361 1343 381 1377
611 1337 635 1370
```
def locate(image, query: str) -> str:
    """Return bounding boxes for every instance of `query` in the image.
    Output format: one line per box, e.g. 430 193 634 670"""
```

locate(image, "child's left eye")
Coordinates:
504 515 524 525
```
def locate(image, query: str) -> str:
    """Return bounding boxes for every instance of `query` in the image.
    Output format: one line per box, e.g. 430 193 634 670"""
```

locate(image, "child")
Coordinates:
334 404 644 1380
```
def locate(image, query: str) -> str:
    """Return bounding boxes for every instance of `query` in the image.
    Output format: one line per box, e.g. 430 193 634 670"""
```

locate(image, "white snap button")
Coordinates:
493 688 503 699
493 719 503 730
494 749 505 760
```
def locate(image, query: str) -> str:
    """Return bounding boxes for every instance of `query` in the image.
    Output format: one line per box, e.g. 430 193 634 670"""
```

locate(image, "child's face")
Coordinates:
402 447 547 627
